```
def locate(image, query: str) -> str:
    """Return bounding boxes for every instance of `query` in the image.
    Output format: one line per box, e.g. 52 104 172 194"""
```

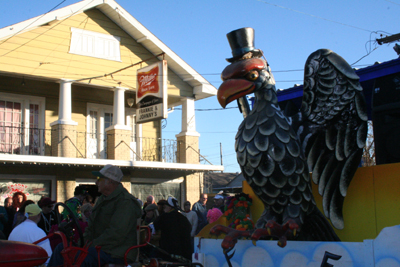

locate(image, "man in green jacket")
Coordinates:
49 165 142 266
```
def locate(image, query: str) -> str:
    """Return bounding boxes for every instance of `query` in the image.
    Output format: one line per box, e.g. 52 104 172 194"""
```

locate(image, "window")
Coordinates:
0 178 54 204
131 182 181 203
0 93 45 155
69 27 121 61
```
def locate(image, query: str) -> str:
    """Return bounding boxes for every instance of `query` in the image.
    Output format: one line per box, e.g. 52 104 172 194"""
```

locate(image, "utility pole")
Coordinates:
376 33 400 45
220 142 223 173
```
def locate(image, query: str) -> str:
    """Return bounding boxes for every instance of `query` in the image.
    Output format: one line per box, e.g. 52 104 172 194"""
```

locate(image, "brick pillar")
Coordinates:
176 134 200 164
185 172 204 206
177 134 201 204
121 181 131 193
56 179 76 203
106 128 131 160
51 124 78 157
176 98 202 204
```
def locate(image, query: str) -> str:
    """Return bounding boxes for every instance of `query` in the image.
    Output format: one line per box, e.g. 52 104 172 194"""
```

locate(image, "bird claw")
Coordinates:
223 247 235 260
250 219 299 248
209 225 252 250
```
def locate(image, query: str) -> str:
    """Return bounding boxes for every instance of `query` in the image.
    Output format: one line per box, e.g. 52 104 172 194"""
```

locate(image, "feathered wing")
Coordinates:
298 49 368 229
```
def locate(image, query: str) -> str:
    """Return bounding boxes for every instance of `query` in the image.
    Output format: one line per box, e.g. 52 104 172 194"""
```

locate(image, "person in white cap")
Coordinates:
9 203 52 264
48 164 142 267
213 194 225 213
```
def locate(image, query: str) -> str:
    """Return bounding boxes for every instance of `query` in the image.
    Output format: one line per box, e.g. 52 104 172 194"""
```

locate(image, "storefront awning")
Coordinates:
0 154 224 180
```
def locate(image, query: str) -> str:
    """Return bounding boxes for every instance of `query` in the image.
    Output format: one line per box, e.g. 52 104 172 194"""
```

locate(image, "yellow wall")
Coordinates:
0 9 192 98
0 75 160 158
140 120 161 161
243 163 400 242
0 7 195 149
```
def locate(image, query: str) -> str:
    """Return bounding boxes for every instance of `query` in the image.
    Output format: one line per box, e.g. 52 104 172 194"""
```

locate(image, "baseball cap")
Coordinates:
92 164 123 183
25 204 42 216
214 194 224 200
166 196 179 209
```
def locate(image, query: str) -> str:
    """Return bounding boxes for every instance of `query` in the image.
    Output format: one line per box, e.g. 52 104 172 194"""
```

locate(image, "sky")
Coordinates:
0 0 399 173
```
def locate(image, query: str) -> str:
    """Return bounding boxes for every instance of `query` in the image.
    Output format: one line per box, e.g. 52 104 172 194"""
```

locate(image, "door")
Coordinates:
0 100 22 154
87 104 113 159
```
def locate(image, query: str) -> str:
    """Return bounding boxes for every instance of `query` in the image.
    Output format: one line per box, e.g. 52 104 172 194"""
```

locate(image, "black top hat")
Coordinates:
226 27 263 62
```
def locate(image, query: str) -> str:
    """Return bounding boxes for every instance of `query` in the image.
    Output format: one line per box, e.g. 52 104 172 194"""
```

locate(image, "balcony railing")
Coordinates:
138 136 178 163
0 125 179 163
0 125 52 156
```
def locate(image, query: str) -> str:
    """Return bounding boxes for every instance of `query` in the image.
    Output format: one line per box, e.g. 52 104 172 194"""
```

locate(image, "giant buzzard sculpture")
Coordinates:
216 28 368 245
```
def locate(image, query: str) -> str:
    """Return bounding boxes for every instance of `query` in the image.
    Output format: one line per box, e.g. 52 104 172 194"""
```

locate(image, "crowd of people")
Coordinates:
0 193 59 265
0 164 227 266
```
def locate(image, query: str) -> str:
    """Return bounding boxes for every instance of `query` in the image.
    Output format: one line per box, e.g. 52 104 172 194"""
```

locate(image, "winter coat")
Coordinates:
83 184 142 262
153 209 192 261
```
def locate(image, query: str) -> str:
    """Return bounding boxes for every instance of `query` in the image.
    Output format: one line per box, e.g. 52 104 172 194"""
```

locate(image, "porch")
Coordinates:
0 125 179 163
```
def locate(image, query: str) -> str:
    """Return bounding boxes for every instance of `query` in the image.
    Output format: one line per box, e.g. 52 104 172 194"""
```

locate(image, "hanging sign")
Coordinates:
136 60 168 124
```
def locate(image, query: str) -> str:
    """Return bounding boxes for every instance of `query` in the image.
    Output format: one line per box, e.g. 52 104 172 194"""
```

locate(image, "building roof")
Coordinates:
205 172 237 189
0 0 216 100
224 173 245 189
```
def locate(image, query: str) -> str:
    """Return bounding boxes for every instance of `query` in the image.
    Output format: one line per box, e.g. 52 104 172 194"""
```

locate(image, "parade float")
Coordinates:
192 28 400 267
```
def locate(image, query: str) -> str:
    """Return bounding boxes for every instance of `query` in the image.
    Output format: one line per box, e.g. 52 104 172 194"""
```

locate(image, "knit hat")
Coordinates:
38 197 56 208
25 204 42 217
145 203 158 212
92 164 123 183
207 208 223 223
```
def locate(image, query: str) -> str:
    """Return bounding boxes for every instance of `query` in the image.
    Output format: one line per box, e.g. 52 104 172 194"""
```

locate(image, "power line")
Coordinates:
255 0 373 33
74 52 165 82
173 107 237 111
197 131 238 134
352 47 379 66
0 0 67 48
0 0 96 58
385 0 400 6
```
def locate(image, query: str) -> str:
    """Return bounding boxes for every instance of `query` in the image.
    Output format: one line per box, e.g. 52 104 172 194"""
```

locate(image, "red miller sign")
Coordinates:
136 61 167 124
137 66 160 99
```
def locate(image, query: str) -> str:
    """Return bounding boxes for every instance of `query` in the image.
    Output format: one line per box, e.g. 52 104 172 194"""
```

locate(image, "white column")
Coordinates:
50 79 77 126
176 98 200 137
59 80 72 121
106 87 130 131
113 87 126 126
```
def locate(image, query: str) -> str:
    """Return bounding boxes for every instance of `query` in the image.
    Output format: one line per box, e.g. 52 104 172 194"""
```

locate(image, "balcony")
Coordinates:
0 125 179 163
